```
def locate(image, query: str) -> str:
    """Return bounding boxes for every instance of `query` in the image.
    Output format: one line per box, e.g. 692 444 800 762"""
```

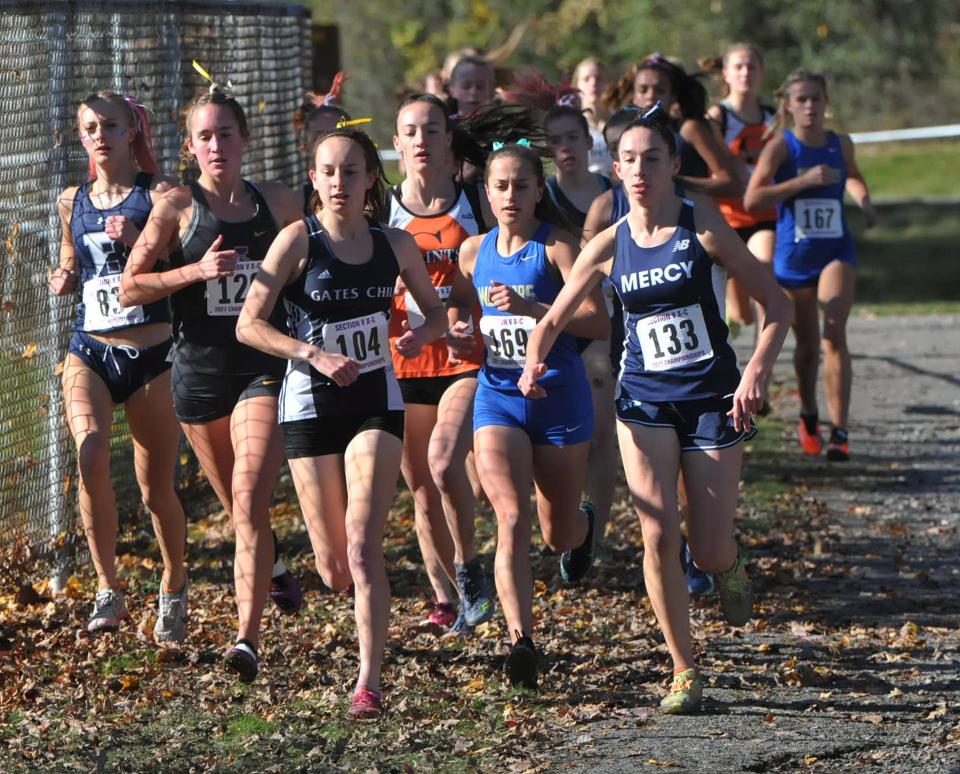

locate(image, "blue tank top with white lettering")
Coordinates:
70 172 170 333
611 201 740 401
774 130 853 266
473 223 585 394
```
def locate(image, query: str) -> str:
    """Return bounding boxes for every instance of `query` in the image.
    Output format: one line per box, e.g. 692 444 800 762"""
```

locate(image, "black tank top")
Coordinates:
168 181 286 376
279 215 403 421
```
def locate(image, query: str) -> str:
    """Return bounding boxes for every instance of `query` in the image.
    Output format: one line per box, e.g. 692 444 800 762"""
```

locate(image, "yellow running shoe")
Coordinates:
659 668 704 714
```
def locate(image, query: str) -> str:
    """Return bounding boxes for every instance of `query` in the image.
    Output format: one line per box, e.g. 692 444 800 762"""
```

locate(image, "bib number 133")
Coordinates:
637 304 713 372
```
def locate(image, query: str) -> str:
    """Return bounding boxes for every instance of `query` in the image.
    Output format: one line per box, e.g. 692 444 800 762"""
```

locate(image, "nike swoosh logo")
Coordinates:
261 379 279 386
565 424 583 433
254 230 269 237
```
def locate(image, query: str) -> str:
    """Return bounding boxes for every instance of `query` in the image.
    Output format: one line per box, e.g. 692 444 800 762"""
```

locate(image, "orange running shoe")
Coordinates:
827 428 850 461
797 417 823 455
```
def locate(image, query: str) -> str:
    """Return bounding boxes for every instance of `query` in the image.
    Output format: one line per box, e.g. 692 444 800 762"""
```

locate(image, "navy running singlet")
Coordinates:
70 172 170 333
472 223 585 394
545 174 612 230
168 181 286 377
279 216 403 422
611 201 741 402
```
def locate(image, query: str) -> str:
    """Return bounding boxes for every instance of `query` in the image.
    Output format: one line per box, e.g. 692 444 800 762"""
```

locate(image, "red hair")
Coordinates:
500 70 580 111
79 91 160 180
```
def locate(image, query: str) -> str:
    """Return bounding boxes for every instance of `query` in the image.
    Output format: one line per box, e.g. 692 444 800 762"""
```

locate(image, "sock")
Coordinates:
800 411 819 435
271 530 286 579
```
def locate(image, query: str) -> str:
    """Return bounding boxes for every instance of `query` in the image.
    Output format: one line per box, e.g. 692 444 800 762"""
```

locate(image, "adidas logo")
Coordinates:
317 268 332 280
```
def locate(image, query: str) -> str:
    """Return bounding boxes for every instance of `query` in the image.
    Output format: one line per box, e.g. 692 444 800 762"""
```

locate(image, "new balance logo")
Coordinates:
672 239 690 252
317 268 332 280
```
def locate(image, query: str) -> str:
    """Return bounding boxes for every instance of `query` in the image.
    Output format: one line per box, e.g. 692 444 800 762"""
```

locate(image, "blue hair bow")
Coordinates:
491 138 531 151
641 101 666 121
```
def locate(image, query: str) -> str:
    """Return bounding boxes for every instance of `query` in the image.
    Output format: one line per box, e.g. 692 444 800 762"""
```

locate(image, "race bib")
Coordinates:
794 199 842 240
637 304 713 372
82 274 144 331
480 314 535 369
206 252 258 316
321 312 389 374
404 285 451 329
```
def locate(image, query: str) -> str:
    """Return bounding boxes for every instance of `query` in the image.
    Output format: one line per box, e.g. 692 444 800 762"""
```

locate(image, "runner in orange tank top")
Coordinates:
705 43 777 412
389 93 496 633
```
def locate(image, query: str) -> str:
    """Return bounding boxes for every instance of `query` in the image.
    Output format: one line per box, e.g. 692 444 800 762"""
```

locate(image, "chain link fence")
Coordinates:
0 0 311 589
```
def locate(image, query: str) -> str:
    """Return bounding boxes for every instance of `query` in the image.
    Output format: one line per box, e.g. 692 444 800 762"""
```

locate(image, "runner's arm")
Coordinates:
50 188 79 295
840 134 879 227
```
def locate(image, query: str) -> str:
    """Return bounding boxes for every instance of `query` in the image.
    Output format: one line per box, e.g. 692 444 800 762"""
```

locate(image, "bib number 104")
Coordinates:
332 326 382 362
320 313 389 374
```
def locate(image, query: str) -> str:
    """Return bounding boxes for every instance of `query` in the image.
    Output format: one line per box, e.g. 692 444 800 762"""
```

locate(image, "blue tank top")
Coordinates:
610 185 629 226
545 174 611 230
611 202 741 401
774 130 852 260
473 223 585 394
70 172 170 333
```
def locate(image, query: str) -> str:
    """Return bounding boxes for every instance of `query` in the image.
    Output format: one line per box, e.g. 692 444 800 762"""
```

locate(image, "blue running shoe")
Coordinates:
681 537 715 596
455 557 494 626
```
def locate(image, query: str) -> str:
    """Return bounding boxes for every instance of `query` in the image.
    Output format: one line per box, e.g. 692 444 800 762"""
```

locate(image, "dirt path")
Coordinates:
562 314 960 773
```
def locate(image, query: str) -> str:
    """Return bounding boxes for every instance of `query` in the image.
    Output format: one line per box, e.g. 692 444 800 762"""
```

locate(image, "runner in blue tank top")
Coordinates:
458 142 609 691
121 84 304 683
50 91 188 643
520 105 792 714
746 69 877 461
237 128 446 720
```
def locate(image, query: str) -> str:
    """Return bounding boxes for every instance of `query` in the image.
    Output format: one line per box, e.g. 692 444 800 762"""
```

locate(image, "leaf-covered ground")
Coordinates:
1 315 958 773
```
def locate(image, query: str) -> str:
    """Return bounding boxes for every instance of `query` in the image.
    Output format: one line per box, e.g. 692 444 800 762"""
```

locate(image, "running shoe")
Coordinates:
224 639 258 683
269 569 303 615
347 687 384 721
716 548 753 626
505 634 538 690
426 600 457 628
153 582 188 644
797 416 823 456
87 589 128 633
455 557 494 626
826 428 850 462
659 668 705 714
680 538 715 597
447 605 474 637
560 500 595 583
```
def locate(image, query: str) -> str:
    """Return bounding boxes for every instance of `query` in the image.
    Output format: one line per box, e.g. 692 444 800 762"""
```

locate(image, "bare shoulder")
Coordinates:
57 185 80 216
153 184 193 213
545 224 580 253
258 180 300 224
382 223 417 251
149 175 180 196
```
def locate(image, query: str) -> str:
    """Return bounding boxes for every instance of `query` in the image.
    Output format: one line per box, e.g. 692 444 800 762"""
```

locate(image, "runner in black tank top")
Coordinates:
237 128 447 720
121 87 304 683
52 90 188 644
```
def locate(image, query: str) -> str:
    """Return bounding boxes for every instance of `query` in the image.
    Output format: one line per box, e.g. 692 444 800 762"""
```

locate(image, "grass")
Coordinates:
854 140 960 200
847 201 960 306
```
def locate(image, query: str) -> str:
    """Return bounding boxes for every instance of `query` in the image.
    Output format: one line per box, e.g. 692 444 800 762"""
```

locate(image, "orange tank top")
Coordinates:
387 184 486 379
715 101 777 229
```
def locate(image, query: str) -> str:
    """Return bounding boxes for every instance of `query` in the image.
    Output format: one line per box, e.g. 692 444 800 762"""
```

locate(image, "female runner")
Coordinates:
745 69 877 460
520 106 792 713
458 142 609 689
390 93 495 632
571 57 612 175
543 104 618 544
121 84 303 681
51 91 187 641
704 44 777 352
237 128 446 719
